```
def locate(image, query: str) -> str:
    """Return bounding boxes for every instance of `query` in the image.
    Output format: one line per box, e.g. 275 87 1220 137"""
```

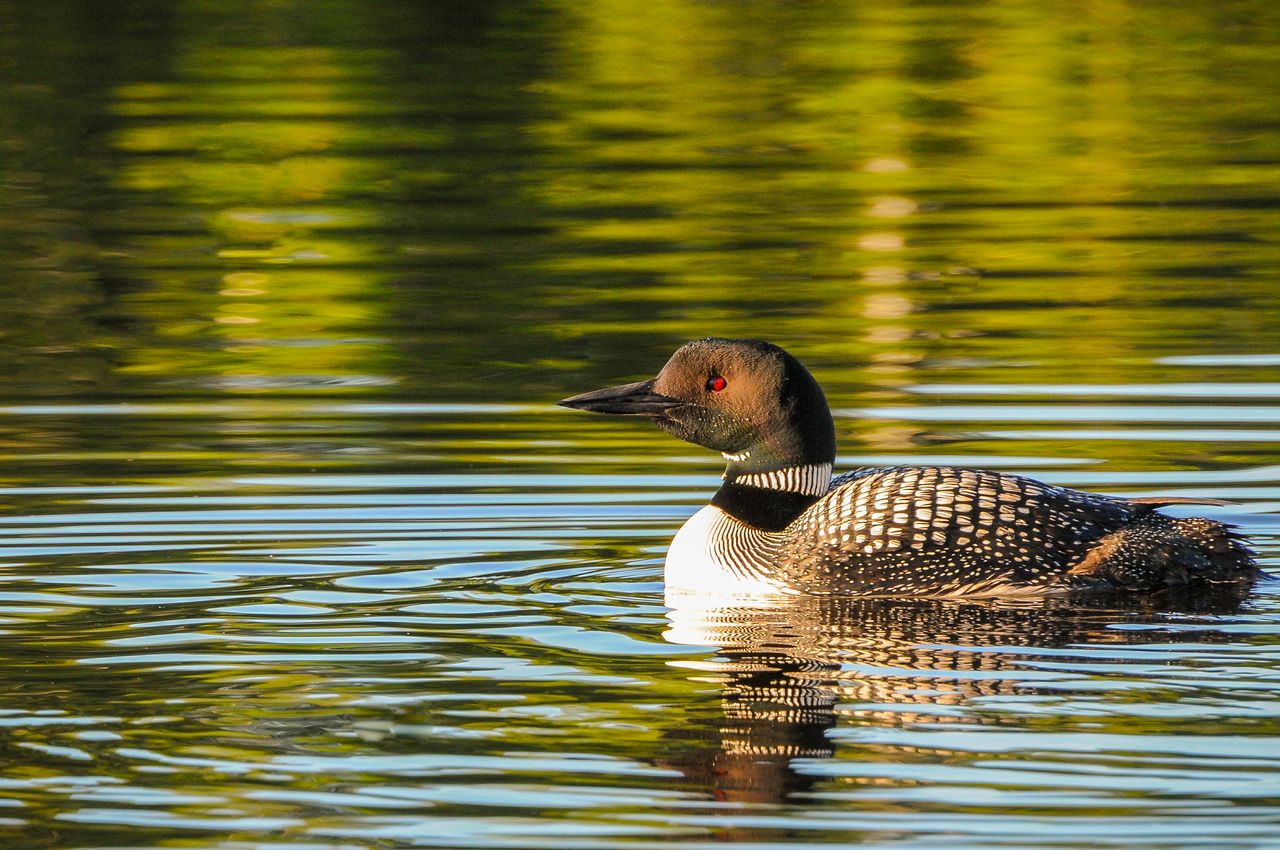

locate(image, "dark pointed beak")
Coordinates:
557 379 685 416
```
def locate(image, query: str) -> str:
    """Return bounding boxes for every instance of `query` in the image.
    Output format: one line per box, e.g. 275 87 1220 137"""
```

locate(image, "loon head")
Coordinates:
559 338 836 475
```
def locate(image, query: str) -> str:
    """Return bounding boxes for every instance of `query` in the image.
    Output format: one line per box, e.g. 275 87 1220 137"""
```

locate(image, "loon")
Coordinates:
559 338 1258 598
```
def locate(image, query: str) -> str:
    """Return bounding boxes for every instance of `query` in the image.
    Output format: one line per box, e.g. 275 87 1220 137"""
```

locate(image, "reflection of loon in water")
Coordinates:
658 588 1252 806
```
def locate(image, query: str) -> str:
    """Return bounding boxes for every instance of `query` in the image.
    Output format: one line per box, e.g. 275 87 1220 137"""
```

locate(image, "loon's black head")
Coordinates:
558 338 836 472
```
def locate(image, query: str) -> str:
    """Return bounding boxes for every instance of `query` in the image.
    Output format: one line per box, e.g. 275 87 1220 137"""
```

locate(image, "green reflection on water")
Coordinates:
2 0 1277 409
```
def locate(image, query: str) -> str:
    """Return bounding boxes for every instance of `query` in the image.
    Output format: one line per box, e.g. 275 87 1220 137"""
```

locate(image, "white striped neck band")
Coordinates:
727 463 833 497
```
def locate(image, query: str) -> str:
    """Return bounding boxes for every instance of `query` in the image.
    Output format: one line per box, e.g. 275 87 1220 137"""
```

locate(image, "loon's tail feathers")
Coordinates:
1068 513 1258 590
1172 516 1257 570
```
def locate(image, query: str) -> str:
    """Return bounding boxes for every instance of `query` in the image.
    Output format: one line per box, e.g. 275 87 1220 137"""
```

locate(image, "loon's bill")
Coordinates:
558 379 684 416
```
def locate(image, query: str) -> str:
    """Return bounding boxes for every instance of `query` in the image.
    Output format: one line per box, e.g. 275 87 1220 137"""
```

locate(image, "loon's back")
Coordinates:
776 466 1255 595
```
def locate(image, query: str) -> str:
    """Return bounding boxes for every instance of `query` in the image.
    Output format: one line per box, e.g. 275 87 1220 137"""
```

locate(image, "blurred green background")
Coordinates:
3 0 1277 408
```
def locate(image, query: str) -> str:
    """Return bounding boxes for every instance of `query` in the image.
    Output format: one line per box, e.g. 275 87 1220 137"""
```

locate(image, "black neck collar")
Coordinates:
711 481 821 532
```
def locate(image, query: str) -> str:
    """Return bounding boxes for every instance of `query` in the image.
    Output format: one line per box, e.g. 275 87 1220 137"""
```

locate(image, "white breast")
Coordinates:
663 505 791 606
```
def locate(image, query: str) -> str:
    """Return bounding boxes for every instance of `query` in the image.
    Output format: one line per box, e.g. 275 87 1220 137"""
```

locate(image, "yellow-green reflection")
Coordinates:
104 45 395 393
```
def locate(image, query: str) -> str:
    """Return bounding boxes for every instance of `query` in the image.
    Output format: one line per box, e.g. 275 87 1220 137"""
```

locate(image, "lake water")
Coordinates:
2 2 1279 848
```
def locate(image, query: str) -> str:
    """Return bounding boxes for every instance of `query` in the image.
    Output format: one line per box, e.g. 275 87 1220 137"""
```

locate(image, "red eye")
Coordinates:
707 375 727 393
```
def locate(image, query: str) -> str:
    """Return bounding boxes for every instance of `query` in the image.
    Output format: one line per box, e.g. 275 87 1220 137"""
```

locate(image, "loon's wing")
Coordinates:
1125 496 1233 509
780 466 1134 595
